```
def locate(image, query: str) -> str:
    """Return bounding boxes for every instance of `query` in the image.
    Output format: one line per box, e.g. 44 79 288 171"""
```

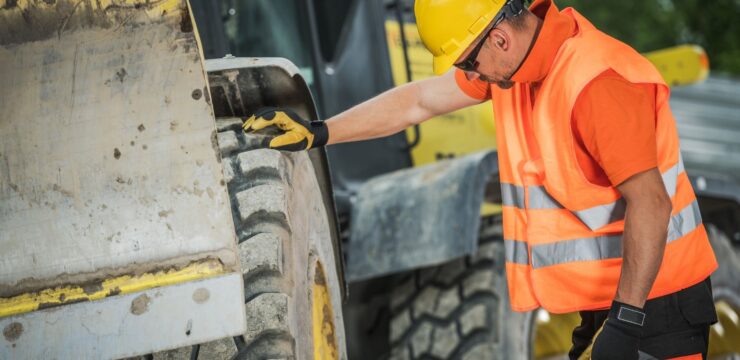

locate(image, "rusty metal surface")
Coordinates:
0 0 188 46
0 0 237 297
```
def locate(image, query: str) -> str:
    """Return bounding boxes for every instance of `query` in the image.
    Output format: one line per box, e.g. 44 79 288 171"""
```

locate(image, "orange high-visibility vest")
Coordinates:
493 8 717 313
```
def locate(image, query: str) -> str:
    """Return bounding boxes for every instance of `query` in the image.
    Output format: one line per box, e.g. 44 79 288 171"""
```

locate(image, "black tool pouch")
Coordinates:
676 277 718 326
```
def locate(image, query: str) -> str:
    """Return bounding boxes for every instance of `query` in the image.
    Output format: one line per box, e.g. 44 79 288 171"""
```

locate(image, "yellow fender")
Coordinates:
644 45 710 87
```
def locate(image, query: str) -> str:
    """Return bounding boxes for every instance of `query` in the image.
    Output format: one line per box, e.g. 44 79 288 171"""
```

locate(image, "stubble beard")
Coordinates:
495 80 515 89
479 76 514 90
480 68 516 89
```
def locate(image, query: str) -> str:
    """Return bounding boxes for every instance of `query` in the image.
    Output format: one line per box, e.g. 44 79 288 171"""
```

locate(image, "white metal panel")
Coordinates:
0 273 246 359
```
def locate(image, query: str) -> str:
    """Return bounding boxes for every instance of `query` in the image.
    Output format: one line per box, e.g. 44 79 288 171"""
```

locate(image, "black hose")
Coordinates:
393 0 422 151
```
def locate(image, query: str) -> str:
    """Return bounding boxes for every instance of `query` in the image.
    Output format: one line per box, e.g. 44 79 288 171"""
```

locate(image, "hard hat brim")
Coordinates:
432 51 461 76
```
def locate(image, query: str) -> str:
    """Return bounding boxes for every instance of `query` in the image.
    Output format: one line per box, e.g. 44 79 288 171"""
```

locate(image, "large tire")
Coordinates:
388 217 532 359
152 119 346 359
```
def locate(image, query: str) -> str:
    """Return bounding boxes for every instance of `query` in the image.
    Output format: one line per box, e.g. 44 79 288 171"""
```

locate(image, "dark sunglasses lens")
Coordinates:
455 53 477 71
457 58 477 72
455 35 487 71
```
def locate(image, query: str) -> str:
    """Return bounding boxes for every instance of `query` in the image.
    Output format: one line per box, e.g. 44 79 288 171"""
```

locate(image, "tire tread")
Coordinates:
389 233 506 360
221 118 297 359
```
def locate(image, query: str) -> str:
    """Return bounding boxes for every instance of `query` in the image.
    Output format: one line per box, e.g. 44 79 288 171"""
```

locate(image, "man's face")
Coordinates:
455 27 518 89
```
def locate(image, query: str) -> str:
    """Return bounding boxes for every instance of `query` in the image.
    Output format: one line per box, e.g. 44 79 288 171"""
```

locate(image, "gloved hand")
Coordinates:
243 107 329 151
589 301 644 360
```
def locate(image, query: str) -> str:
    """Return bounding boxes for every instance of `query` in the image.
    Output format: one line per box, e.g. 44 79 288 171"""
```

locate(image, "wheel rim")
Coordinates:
312 261 339 360
708 300 740 358
531 309 580 360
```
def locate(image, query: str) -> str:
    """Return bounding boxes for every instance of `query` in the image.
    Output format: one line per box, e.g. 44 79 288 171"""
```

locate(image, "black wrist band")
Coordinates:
610 301 646 327
310 120 329 148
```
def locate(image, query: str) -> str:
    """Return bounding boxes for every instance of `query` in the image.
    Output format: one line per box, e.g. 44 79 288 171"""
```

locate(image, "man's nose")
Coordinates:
464 71 480 81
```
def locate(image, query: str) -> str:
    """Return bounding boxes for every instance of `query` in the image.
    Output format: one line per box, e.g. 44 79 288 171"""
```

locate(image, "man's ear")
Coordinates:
490 29 509 51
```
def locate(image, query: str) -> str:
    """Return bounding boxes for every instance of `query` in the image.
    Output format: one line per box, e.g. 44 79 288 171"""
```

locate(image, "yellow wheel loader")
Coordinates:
187 1 740 359
2 0 739 359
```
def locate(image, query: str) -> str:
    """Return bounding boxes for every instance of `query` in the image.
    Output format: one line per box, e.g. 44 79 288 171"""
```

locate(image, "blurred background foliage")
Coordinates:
557 0 740 76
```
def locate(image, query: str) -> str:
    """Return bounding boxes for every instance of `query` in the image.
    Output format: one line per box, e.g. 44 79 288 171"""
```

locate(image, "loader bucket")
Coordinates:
1 1 244 357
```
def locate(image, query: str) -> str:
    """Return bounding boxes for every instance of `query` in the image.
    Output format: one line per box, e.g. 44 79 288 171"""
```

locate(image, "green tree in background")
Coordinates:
558 0 740 76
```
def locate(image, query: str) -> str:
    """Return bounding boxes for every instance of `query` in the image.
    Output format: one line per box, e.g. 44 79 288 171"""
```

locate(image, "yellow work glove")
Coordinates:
242 107 329 151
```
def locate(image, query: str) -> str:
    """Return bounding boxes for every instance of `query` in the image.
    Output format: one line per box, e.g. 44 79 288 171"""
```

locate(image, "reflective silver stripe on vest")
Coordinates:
572 159 685 230
530 199 701 269
499 158 686 230
527 185 562 209
661 156 684 198
572 200 627 231
501 184 562 209
501 183 526 209
504 239 530 265
531 234 622 269
667 200 702 243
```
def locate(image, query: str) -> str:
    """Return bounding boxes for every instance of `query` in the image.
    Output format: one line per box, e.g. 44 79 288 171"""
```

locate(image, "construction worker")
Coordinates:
243 0 718 358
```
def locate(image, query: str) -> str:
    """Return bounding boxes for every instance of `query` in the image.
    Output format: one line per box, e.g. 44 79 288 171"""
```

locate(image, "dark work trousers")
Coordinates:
569 277 717 360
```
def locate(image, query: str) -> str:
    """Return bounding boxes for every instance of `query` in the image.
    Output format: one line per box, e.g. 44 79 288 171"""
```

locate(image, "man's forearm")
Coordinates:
325 81 432 145
615 185 672 308
324 70 481 145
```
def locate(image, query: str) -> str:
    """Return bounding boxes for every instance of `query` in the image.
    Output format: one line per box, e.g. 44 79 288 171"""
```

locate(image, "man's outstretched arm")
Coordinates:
243 70 484 151
325 69 483 145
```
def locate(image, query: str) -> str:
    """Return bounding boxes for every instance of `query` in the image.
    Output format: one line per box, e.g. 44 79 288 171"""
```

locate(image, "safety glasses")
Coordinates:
454 0 525 72
454 26 496 72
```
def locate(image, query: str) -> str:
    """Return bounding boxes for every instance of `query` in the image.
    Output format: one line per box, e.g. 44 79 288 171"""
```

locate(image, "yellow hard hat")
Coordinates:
415 0 509 75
